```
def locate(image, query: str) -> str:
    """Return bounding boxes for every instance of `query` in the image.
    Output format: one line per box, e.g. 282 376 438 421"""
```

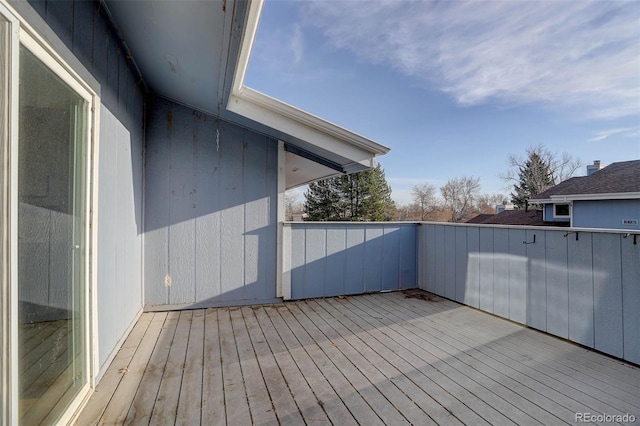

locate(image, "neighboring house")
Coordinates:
0 0 389 424
466 209 569 227
529 160 640 229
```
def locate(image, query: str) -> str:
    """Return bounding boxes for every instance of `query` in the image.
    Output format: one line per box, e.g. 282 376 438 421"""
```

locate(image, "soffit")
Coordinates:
104 0 389 184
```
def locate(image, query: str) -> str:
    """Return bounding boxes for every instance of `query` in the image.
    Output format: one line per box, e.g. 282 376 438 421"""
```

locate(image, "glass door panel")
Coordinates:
17 44 87 425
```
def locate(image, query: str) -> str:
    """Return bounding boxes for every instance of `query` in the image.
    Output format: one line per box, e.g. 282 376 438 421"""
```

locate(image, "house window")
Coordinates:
1 4 97 424
554 203 570 218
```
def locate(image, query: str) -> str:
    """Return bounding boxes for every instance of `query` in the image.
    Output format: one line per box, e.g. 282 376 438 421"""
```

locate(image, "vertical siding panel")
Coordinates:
493 228 509 319
29 0 47 17
424 224 436 293
264 141 278 298
508 228 527 324
243 135 268 300
126 63 136 132
399 225 416 288
527 230 547 331
305 228 327 298
97 109 119 364
104 30 118 112
219 125 245 301
382 227 400 290
194 115 221 302
466 227 480 308
144 103 170 306
365 227 384 292
117 49 128 126
345 228 365 294
92 4 108 95
45 0 73 48
72 0 93 69
568 232 594 347
454 226 467 303
622 235 640 364
290 227 306 300
479 227 494 313
434 225 446 296
444 226 456 299
592 233 623 358
115 121 135 315
546 231 569 339
326 228 347 296
167 109 195 304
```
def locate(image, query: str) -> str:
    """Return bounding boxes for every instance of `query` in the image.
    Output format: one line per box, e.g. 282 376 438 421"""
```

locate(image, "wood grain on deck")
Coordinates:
76 291 640 425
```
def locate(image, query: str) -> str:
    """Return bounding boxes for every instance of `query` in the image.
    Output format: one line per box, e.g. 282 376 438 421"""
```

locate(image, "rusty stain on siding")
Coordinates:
166 110 173 136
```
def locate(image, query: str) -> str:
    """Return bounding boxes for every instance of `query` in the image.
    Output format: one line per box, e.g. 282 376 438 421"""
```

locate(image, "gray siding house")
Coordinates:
529 160 640 229
0 0 388 423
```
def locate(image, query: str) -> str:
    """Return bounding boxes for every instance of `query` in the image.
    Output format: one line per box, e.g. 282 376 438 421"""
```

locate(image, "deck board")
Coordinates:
126 311 177 425
76 291 640 425
382 293 638 415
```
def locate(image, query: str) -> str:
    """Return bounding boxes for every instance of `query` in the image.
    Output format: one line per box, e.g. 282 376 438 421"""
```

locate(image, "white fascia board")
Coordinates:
228 0 389 165
528 199 552 204
548 192 640 202
228 91 379 166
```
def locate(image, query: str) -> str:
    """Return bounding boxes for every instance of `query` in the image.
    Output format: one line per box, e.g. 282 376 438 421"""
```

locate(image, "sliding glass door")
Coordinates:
17 43 89 424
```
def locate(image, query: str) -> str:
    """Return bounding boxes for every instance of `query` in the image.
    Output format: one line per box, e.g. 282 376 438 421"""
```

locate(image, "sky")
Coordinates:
245 0 640 206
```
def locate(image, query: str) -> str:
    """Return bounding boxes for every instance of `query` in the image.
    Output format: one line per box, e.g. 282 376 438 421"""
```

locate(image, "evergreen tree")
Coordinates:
303 178 343 221
303 164 395 221
511 152 555 208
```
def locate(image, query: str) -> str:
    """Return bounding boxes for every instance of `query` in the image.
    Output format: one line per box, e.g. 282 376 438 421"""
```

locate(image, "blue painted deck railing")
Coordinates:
419 223 640 365
282 222 418 300
283 221 640 365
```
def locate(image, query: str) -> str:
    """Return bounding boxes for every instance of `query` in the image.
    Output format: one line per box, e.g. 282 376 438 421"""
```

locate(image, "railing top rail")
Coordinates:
284 221 420 226
284 221 639 236
416 221 640 235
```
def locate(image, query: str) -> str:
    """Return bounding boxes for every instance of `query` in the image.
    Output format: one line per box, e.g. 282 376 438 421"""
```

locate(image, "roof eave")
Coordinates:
529 192 640 204
226 0 389 167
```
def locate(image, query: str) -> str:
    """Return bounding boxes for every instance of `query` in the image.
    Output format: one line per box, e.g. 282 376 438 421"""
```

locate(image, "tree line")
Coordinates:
290 145 581 222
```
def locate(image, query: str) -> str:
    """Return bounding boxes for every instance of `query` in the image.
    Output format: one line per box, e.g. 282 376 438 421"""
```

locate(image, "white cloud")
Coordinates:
302 0 640 120
251 23 304 69
290 24 304 65
588 127 639 142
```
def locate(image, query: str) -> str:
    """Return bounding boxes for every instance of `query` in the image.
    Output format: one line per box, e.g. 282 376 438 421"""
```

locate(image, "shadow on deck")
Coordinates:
75 291 640 425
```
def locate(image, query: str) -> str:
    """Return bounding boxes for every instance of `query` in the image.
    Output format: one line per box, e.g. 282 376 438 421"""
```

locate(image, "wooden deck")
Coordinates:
75 291 640 425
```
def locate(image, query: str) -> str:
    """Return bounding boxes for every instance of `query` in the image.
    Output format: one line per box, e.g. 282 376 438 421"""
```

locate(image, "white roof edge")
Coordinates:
228 0 390 159
529 192 640 203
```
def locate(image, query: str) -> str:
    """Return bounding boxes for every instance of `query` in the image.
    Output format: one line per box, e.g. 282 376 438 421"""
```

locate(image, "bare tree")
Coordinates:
499 144 583 191
476 193 508 214
285 190 304 221
440 176 481 223
411 183 438 220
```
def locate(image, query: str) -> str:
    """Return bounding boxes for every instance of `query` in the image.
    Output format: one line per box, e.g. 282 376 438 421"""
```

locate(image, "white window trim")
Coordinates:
553 203 572 219
1 3 100 424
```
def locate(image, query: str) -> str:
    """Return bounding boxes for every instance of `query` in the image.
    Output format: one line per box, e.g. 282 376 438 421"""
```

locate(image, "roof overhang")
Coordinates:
529 192 640 204
104 0 389 190
226 0 389 188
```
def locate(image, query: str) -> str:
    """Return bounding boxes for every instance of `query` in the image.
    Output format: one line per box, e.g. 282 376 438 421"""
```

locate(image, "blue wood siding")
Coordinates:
573 199 640 229
16 0 146 373
418 223 640 364
144 98 278 309
286 223 417 300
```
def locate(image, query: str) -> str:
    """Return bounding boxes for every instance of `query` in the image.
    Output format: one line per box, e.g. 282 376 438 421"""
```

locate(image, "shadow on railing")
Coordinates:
282 221 639 365
417 222 640 365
